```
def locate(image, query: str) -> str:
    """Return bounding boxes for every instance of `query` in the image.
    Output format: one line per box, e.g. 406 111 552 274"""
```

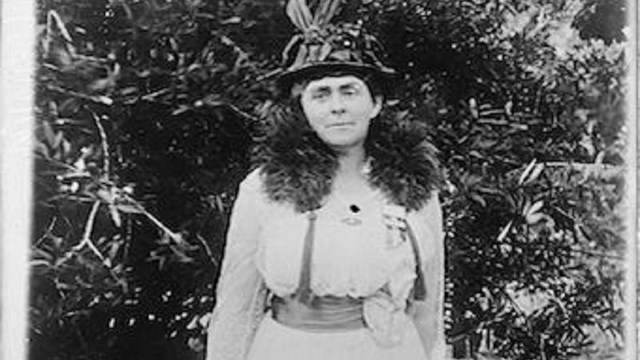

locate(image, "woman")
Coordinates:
206 1 446 359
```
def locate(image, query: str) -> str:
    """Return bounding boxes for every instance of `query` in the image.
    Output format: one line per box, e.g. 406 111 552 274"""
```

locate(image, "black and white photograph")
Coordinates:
1 0 636 359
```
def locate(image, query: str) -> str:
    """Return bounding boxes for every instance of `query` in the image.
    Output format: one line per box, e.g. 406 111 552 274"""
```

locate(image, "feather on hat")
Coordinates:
273 0 397 95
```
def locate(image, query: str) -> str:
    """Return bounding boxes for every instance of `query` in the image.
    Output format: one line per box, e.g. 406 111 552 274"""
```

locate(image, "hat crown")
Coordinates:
276 0 395 90
284 22 384 67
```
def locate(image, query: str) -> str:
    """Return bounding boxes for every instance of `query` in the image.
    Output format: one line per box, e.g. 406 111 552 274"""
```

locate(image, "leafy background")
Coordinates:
31 0 628 359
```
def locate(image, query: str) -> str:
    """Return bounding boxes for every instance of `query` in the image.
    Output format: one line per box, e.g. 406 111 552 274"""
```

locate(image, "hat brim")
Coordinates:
275 62 398 97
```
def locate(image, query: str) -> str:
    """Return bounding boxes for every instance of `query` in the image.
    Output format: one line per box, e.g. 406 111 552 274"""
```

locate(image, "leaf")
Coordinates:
594 151 605 164
169 245 195 263
186 315 199 330
35 142 51 159
313 0 342 27
44 10 76 64
328 49 350 61
319 42 332 61
470 192 487 207
526 212 546 225
518 159 537 185
61 139 72 157
172 105 191 116
505 100 513 116
109 204 122 227
148 249 167 270
119 86 138 96
42 121 56 148
31 259 52 268
286 0 312 31
525 200 545 224
469 150 483 159
94 95 114 105
97 189 113 203
220 16 241 25
107 241 121 259
462 173 483 187
476 186 501 196
497 221 513 242
528 200 544 214
474 139 498 149
52 131 64 149
525 164 545 185
469 98 479 119
114 203 143 214
199 313 211 327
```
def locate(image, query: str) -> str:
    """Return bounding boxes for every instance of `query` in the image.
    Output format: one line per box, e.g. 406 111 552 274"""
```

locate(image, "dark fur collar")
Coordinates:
255 107 443 213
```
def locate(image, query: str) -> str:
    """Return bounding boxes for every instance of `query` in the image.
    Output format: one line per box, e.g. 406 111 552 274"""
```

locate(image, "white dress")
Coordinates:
206 169 446 360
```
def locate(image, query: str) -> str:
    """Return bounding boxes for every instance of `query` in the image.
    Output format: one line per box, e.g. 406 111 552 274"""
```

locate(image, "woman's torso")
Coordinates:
254 181 418 302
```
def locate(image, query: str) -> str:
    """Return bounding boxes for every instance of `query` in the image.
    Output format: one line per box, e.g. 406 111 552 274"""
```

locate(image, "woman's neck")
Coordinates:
332 146 370 198
335 145 366 177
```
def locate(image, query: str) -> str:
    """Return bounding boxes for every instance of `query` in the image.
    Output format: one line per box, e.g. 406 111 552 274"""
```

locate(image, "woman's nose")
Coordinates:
329 93 346 113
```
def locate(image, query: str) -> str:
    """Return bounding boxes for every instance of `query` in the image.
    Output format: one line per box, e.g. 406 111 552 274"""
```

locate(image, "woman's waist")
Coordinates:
270 294 366 332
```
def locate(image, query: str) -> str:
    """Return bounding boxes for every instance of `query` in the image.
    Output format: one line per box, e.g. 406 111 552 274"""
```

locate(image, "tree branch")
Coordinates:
73 201 105 262
123 194 182 243
196 234 217 266
45 84 113 105
90 110 110 177
58 201 109 266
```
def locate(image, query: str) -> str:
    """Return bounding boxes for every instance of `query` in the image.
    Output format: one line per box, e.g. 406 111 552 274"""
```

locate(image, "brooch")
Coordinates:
340 217 362 226
339 203 363 226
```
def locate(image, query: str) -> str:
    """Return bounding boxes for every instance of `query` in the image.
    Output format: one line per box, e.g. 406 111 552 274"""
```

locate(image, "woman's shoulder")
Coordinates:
408 191 441 219
236 167 299 218
236 168 271 204
238 167 280 206
239 167 263 190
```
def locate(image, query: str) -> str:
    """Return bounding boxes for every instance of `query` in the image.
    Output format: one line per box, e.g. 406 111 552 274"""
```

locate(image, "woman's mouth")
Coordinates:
327 122 354 128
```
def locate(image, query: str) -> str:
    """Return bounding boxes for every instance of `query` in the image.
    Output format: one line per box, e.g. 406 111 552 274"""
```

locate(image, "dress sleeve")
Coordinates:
407 194 447 359
206 170 268 360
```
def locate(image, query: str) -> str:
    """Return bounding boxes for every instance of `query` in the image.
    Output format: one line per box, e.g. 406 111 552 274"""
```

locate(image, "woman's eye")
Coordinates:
342 88 358 96
312 92 328 100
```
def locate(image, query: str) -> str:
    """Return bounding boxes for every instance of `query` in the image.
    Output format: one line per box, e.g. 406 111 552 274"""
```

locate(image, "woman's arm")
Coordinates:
407 194 446 359
206 170 267 360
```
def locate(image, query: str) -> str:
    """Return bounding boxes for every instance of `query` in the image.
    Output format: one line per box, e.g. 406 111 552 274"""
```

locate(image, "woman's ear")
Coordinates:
370 95 383 119
290 80 309 100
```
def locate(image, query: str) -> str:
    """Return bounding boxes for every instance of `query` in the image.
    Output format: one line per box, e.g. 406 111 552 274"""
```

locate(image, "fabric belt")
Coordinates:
271 295 365 332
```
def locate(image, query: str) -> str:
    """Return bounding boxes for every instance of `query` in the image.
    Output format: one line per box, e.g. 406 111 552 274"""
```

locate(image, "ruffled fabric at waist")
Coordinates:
269 292 414 348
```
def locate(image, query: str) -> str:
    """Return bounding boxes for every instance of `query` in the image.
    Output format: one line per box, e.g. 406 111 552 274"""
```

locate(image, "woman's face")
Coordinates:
299 75 382 152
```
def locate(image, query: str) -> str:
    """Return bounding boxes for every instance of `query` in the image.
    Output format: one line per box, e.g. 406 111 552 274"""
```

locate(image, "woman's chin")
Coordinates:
326 140 366 153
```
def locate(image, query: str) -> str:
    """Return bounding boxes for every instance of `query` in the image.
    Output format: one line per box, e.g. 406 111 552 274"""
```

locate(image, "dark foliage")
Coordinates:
31 1 627 359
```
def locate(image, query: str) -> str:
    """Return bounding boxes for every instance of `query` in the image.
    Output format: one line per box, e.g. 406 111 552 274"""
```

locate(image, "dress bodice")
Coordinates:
255 185 418 301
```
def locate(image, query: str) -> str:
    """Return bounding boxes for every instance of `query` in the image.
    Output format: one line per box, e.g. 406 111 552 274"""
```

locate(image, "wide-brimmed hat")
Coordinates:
272 0 397 96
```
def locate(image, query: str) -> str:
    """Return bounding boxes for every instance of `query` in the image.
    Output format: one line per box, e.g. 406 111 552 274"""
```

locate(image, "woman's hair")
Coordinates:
284 69 386 102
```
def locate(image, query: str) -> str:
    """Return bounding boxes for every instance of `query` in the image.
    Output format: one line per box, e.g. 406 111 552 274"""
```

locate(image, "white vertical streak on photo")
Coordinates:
1 0 35 360
624 0 638 358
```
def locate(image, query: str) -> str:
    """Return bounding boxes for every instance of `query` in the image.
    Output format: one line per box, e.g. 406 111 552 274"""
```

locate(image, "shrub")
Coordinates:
31 1 627 359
